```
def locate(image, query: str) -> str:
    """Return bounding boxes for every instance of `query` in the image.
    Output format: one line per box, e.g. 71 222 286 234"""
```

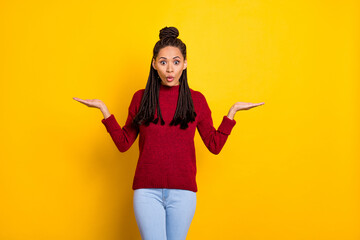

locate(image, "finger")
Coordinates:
251 104 262 108
74 98 90 105
74 98 86 103
73 97 84 102
73 97 90 101
246 103 263 109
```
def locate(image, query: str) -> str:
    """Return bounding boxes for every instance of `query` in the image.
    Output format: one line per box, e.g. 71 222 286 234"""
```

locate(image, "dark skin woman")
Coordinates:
73 26 264 239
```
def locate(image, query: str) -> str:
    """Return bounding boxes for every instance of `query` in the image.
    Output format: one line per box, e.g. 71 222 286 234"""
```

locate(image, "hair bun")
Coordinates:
159 26 179 40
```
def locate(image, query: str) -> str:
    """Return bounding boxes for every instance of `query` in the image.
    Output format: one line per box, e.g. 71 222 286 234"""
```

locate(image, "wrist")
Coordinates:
100 105 111 119
227 108 236 120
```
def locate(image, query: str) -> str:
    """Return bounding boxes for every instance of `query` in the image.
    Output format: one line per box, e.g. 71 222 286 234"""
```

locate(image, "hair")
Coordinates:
132 26 197 130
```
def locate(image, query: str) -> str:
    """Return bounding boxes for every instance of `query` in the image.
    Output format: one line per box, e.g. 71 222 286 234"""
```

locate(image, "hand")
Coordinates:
73 97 111 119
227 101 265 120
73 97 104 109
233 101 265 111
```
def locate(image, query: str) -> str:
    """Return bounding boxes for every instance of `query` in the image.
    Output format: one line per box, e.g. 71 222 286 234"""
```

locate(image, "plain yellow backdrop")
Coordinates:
1 0 359 239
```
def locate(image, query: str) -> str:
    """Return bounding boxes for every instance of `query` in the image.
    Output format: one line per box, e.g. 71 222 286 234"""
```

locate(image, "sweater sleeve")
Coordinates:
101 91 140 152
196 92 236 155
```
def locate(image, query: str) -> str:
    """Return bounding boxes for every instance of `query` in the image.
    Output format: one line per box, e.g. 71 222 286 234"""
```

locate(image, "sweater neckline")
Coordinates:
159 84 180 94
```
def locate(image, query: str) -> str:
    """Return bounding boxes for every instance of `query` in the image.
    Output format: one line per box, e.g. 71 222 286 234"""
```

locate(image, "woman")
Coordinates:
73 26 264 240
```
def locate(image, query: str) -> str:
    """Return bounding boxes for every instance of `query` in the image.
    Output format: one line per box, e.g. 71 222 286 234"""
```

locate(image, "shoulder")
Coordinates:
128 89 145 113
131 89 145 102
134 88 145 97
190 88 211 117
190 88 207 103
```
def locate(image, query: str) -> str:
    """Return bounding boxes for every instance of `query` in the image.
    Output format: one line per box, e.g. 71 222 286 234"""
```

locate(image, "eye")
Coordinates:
174 60 180 65
160 61 166 65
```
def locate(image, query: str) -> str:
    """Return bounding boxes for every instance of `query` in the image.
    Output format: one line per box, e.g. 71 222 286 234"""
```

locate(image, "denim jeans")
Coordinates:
133 188 197 240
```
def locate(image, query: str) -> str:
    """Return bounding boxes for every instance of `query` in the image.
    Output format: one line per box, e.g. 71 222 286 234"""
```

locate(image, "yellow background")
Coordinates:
1 0 359 239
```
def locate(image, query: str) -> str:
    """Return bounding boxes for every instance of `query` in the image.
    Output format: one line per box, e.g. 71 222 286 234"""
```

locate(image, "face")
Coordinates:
152 46 187 87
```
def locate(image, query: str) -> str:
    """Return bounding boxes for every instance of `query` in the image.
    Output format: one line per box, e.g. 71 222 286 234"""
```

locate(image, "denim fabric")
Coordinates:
133 188 197 240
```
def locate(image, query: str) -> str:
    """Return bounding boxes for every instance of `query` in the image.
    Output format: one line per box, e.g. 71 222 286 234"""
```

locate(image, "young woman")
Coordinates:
73 26 264 240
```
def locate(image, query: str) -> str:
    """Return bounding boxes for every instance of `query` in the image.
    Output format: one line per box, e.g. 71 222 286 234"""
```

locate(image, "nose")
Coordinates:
166 63 173 72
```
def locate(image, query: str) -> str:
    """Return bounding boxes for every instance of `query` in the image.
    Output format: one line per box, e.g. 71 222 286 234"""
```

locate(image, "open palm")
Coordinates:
234 101 265 111
73 97 104 109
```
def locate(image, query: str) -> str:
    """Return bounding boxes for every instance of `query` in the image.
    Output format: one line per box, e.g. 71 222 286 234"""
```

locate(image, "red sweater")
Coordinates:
101 84 236 192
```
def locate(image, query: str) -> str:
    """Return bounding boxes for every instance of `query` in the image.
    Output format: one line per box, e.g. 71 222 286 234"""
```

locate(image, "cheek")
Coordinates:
157 68 165 76
177 68 184 76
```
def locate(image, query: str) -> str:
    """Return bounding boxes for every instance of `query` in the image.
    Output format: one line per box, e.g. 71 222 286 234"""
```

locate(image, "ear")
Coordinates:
152 58 156 70
183 59 187 70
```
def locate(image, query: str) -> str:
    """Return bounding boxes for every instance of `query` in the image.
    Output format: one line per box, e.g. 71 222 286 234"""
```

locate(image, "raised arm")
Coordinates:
196 93 236 155
73 91 141 153
101 109 139 153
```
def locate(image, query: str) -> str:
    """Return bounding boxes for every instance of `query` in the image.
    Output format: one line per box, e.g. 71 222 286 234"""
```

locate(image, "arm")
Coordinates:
101 111 139 153
101 94 140 153
196 94 236 155
100 104 111 119
73 93 140 153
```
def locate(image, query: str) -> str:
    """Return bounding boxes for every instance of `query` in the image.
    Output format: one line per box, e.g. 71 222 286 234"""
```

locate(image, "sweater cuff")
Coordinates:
101 114 121 133
218 116 236 135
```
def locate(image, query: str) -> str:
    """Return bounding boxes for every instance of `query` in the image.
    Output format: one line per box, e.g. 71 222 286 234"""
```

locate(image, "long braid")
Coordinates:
169 68 196 129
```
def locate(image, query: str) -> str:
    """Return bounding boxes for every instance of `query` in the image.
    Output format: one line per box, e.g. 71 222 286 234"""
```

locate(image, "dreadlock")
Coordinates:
132 26 197 129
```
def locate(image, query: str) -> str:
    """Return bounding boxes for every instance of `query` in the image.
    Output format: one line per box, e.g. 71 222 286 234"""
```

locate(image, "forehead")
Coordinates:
157 46 183 59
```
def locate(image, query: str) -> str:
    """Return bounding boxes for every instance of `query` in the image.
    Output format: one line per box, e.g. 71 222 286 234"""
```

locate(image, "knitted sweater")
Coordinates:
101 84 236 192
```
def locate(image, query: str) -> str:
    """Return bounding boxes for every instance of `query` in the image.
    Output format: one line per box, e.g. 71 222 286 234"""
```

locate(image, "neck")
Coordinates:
159 84 180 94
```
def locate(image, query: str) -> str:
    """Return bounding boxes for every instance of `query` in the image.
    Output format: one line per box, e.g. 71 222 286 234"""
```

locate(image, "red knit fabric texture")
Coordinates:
101 84 236 192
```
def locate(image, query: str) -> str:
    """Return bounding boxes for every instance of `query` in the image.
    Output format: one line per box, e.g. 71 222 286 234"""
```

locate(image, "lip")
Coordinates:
166 76 174 82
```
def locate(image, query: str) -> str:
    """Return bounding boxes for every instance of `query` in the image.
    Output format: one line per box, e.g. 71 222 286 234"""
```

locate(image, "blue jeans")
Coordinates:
133 188 197 240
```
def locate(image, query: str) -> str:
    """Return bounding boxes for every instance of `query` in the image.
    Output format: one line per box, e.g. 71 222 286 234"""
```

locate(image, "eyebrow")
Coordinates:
159 56 181 60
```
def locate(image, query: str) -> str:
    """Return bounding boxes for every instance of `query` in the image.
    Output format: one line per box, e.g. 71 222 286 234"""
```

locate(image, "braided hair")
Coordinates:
132 26 197 130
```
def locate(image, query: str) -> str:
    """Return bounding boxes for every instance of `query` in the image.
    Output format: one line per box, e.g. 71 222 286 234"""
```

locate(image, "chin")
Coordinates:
162 81 180 86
